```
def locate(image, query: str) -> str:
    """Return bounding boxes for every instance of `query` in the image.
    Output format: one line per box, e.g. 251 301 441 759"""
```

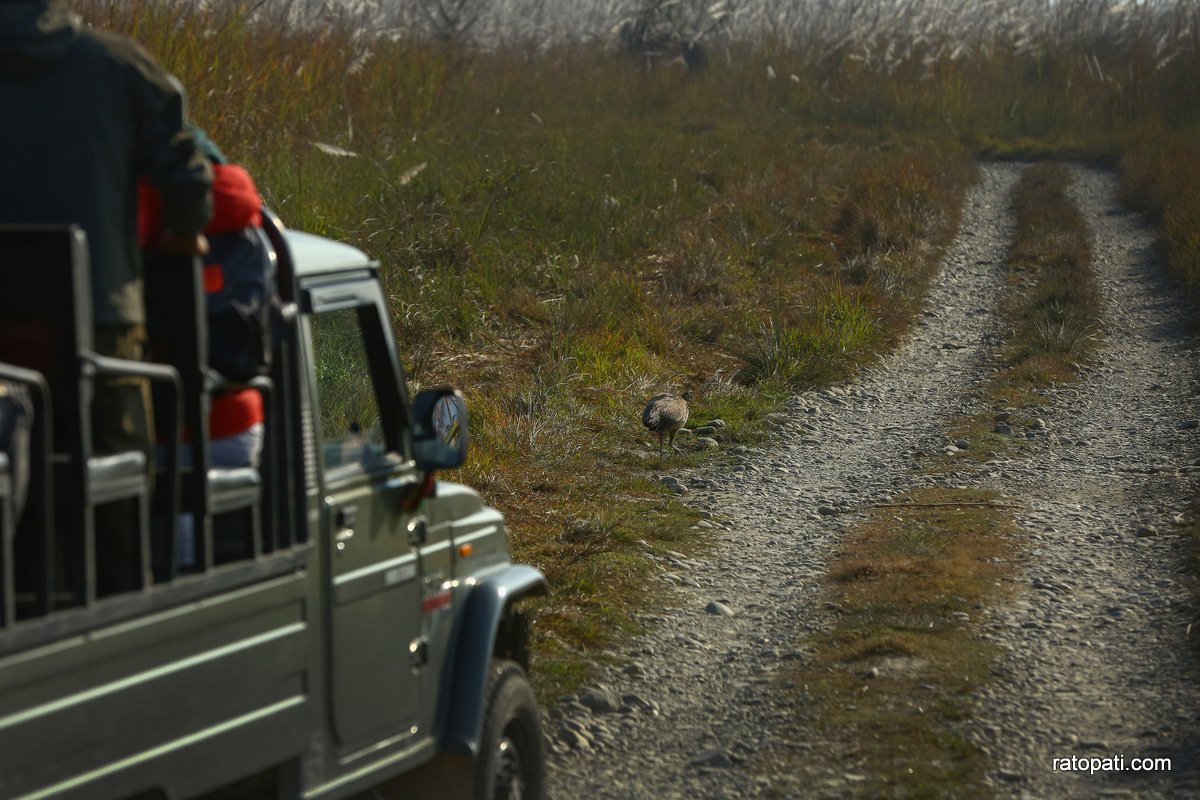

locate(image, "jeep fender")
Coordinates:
439 564 546 757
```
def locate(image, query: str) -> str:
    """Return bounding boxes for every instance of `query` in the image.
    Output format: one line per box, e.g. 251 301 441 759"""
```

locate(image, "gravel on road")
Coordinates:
969 167 1200 798
545 163 1200 799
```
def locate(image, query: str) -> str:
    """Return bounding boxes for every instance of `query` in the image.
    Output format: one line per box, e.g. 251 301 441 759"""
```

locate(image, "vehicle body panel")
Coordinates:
0 225 545 800
0 571 312 799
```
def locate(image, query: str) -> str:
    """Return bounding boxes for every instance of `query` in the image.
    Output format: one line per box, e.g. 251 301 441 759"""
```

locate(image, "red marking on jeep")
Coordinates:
422 592 451 613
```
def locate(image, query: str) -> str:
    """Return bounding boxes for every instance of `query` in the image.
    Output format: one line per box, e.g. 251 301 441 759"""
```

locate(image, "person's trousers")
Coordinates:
92 324 154 597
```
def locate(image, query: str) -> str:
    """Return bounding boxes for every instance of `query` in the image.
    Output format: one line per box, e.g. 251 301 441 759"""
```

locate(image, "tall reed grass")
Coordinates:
1121 130 1200 295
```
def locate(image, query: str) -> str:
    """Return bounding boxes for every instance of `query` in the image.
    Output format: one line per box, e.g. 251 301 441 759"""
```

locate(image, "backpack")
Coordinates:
140 161 278 382
200 163 276 382
203 225 276 382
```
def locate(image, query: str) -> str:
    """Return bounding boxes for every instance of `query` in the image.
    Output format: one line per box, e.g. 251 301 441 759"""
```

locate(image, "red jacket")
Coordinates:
140 161 261 243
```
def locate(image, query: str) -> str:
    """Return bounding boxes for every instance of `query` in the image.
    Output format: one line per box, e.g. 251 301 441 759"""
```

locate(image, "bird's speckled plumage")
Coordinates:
642 391 690 456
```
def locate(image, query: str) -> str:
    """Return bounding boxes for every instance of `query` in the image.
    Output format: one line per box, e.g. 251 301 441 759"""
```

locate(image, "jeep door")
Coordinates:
304 276 424 754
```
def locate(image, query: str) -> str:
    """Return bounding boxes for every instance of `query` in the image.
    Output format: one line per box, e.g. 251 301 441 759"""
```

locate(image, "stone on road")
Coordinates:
546 164 1200 799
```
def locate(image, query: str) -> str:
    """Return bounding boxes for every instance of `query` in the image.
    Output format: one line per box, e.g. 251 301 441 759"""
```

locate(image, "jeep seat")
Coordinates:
0 225 180 605
144 252 267 572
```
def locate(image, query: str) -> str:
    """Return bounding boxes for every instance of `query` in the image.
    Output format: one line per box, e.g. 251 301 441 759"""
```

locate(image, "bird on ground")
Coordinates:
642 391 691 457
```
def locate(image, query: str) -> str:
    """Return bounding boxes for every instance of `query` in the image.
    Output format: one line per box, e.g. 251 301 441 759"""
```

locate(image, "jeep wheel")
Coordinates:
474 659 545 800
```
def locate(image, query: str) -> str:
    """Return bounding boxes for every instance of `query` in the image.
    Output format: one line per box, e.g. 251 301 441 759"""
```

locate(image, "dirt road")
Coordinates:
545 164 1200 798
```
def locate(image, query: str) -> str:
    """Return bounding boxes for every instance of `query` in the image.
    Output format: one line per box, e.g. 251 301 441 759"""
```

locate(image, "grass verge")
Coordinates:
1121 129 1200 299
1119 135 1200 605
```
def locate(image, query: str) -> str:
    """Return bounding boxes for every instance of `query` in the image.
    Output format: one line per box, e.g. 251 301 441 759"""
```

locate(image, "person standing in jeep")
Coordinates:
0 0 211 593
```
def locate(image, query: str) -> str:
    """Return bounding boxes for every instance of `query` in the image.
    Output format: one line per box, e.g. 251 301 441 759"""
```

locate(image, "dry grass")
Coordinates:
764 488 1019 796
1004 166 1099 362
72 0 1200 698
75 0 975 696
1121 130 1200 299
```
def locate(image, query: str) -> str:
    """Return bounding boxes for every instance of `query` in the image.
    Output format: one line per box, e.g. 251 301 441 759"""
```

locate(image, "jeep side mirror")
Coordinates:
412 387 469 471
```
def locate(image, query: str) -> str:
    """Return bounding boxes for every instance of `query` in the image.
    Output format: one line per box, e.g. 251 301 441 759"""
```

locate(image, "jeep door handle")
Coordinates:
408 518 427 546
334 507 357 552
409 637 429 669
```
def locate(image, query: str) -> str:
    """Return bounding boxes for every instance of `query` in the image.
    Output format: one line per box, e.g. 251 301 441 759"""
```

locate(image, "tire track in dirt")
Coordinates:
545 163 1200 799
969 166 1200 797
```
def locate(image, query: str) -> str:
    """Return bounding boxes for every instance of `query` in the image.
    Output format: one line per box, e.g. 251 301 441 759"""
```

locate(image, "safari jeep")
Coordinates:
0 216 546 799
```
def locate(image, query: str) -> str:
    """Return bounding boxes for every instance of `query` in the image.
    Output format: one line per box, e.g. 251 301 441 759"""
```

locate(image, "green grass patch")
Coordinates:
740 293 878 386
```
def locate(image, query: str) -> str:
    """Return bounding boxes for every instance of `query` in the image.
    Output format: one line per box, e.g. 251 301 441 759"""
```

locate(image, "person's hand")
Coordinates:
158 231 209 256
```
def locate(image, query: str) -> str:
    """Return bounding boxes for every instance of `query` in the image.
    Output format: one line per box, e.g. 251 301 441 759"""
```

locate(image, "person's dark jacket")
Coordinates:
0 0 211 325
